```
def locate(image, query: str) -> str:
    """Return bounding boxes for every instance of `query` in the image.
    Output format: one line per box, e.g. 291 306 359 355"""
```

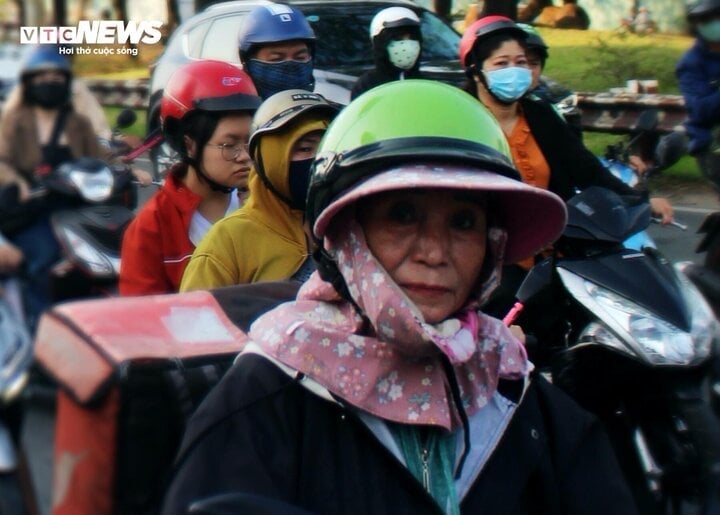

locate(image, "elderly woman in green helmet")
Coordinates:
180 90 339 291
162 80 636 515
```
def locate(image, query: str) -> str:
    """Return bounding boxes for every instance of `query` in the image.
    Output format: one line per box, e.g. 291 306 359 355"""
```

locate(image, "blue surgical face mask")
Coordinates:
698 19 720 42
288 157 314 210
482 66 532 103
245 59 315 99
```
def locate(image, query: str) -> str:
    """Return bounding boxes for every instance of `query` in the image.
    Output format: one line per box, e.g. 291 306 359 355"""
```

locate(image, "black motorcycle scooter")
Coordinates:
504 186 720 515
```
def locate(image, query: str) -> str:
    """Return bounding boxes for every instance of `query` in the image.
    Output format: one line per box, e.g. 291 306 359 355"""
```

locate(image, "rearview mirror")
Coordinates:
516 257 554 303
654 131 687 171
634 108 659 133
115 109 137 130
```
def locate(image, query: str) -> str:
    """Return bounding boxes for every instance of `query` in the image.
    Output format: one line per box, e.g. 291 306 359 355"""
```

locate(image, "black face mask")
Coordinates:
28 81 69 109
288 157 314 210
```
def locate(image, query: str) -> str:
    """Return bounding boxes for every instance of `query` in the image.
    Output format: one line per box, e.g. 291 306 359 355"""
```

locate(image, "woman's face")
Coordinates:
525 48 544 90
482 39 528 72
288 129 325 208
195 112 253 189
359 189 487 324
30 70 66 85
290 129 324 161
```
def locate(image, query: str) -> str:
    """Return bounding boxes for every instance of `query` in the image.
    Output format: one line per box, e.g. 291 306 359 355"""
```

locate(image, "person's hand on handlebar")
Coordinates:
629 154 652 175
131 168 154 186
15 178 31 203
650 196 674 224
0 240 24 273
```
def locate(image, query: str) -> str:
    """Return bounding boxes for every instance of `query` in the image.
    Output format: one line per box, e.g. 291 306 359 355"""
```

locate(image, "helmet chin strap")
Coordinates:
187 155 234 194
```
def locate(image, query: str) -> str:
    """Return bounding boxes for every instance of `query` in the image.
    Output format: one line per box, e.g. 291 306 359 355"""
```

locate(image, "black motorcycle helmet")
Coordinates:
688 0 720 22
517 23 548 67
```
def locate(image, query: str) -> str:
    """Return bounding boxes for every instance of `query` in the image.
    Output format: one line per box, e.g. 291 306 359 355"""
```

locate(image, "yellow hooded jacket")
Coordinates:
179 115 329 291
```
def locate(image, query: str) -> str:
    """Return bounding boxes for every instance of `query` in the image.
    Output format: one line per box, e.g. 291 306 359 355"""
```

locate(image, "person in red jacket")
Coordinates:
119 60 261 295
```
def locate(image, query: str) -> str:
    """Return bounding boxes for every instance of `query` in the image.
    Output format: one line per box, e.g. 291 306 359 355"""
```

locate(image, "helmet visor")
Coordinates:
194 93 262 112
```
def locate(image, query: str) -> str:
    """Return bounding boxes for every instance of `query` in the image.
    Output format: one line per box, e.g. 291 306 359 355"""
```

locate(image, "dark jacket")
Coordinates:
162 353 637 515
676 39 720 154
351 67 423 100
520 97 639 201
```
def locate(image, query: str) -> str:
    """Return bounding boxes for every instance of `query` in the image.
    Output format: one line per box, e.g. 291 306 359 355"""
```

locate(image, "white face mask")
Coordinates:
387 39 421 70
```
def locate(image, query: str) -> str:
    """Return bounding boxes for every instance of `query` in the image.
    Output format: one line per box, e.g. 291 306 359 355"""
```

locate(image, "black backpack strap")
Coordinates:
49 106 70 148
38 106 71 172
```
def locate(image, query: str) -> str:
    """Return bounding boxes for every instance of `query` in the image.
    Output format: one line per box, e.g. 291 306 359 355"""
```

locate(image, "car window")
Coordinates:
183 20 211 58
419 11 460 61
200 14 244 63
304 11 374 67
303 8 459 68
0 43 31 80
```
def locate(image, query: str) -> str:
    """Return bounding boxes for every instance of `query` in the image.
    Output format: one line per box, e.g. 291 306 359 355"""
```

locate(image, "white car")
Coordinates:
146 0 463 176
0 42 34 113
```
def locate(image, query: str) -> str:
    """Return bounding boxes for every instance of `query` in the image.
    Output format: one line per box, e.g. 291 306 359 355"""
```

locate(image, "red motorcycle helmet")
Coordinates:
459 15 527 67
160 60 261 135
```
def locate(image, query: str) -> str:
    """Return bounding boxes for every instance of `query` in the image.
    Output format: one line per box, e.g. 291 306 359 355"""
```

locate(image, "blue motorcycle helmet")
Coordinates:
237 4 316 63
21 45 72 79
20 45 73 108
237 4 317 99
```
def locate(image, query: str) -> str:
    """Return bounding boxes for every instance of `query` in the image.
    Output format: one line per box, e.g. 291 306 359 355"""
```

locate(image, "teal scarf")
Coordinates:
394 424 460 515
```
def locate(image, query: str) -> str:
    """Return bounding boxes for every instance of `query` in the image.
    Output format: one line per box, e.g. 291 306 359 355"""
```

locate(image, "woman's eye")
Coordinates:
387 201 417 223
450 210 477 230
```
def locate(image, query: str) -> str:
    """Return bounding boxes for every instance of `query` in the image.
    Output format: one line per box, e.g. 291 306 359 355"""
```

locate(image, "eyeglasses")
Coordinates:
206 141 250 161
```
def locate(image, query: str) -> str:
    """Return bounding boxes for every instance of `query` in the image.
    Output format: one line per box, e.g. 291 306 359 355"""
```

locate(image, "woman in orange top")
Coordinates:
457 16 673 312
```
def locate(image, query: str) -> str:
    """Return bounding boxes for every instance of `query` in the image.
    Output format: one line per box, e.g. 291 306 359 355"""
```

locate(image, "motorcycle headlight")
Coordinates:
69 166 114 202
57 226 117 277
559 268 718 366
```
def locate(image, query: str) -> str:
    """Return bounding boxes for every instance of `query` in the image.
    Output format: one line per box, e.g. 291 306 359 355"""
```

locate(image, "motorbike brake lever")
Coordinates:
651 217 688 230
132 180 163 188
28 187 48 199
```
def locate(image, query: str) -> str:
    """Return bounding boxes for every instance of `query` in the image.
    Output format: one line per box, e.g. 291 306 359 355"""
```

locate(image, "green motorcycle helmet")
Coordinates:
308 80 515 230
307 79 567 267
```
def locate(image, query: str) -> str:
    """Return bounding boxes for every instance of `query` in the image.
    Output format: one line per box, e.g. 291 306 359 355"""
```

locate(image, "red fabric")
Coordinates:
52 388 120 515
120 165 201 296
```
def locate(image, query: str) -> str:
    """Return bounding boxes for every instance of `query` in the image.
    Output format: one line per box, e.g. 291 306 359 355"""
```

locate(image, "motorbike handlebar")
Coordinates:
651 217 688 230
120 129 164 164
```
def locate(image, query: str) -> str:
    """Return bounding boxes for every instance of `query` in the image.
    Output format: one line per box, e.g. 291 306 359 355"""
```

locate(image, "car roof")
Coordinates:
182 0 428 32
203 0 420 14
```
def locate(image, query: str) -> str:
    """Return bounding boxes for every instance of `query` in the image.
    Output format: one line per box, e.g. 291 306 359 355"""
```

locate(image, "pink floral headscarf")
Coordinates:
249 214 530 431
